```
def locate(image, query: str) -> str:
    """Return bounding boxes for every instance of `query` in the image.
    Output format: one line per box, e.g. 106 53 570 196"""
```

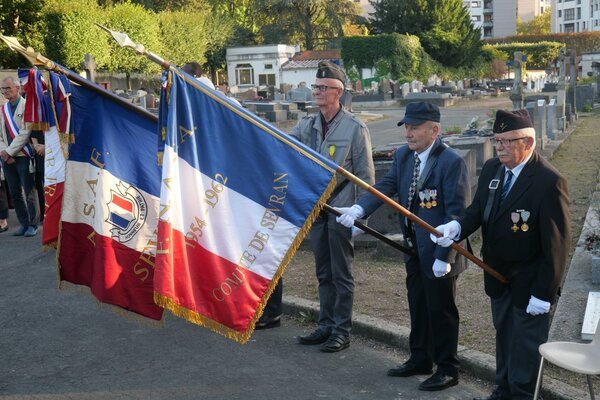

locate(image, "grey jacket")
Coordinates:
291 106 375 206
0 97 31 158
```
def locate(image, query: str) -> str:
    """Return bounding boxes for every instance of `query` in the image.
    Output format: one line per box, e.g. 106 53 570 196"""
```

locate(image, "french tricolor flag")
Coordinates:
58 81 163 321
155 71 337 343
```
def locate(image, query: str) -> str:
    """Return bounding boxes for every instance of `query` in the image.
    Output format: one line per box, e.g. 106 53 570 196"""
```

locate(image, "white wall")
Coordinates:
281 69 317 88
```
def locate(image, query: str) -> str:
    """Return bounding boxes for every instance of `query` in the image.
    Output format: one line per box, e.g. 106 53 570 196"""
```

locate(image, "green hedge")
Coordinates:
491 41 564 70
486 33 597 54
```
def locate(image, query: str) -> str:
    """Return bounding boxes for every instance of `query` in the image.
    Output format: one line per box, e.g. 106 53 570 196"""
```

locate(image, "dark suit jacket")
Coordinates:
358 138 470 279
458 152 570 308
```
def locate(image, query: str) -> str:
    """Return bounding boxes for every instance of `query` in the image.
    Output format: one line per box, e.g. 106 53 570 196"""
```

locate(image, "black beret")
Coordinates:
316 61 346 84
493 109 533 133
397 101 440 126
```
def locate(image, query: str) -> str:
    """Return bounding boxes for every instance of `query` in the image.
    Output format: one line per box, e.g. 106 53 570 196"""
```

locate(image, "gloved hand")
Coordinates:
335 205 365 228
432 259 451 278
351 226 364 238
526 295 551 315
430 220 461 248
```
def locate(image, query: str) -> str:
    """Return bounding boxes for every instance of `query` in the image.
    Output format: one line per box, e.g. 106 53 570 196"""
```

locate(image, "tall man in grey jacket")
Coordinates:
292 61 375 352
337 102 470 390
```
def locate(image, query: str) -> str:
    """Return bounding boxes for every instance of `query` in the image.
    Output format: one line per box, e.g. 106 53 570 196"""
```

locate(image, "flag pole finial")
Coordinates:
0 35 55 69
96 24 170 69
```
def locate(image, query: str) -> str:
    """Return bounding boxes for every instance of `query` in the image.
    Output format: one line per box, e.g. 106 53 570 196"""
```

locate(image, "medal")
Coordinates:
419 191 426 208
521 210 530 232
431 189 437 207
511 212 520 232
425 190 432 208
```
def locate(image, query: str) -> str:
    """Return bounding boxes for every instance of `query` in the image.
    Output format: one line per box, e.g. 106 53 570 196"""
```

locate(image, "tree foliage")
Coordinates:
368 0 482 67
0 0 47 67
517 10 551 36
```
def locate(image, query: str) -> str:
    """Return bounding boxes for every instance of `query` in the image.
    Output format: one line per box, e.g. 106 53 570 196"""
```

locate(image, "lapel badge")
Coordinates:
520 210 530 232
419 191 426 208
328 145 336 160
431 189 438 207
511 212 520 232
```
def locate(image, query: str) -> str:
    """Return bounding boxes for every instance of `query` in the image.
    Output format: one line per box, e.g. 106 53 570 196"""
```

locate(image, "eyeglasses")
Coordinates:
492 137 529 146
311 84 341 92
0 87 15 91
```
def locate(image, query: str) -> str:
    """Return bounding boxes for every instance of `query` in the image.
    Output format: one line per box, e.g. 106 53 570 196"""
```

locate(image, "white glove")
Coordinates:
430 220 461 248
335 205 364 228
526 295 551 315
351 226 364 238
432 259 451 278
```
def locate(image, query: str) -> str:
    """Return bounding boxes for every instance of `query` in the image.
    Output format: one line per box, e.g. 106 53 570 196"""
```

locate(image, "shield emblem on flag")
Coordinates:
105 182 148 243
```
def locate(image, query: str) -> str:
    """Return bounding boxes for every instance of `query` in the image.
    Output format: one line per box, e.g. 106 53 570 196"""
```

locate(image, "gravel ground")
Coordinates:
283 107 600 391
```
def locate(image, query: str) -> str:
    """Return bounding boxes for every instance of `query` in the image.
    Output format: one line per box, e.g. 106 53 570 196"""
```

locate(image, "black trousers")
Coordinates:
260 279 283 320
405 255 460 377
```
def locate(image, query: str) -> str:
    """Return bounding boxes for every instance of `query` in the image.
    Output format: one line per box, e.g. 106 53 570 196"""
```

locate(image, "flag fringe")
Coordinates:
154 175 337 345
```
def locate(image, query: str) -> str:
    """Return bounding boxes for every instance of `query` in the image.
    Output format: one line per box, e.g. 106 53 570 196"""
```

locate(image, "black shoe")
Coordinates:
298 329 331 345
473 386 510 400
418 371 459 391
320 334 350 353
255 315 281 330
0 224 8 233
387 362 433 377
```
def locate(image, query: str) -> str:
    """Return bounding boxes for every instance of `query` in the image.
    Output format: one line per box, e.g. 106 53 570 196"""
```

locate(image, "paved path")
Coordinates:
0 211 492 399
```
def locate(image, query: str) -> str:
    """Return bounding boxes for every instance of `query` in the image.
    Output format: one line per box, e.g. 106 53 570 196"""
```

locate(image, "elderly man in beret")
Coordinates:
337 101 470 391
432 109 571 400
262 61 375 352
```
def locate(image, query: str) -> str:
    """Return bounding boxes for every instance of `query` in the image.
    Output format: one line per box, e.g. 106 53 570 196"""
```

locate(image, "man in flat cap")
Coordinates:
432 109 571 400
337 101 470 390
264 61 374 351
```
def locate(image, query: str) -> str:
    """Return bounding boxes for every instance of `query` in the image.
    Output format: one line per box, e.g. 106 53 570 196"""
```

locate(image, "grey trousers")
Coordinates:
310 214 354 337
491 289 549 400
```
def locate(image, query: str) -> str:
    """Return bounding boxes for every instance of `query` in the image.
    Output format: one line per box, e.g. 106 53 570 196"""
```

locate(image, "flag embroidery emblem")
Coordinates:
106 182 148 242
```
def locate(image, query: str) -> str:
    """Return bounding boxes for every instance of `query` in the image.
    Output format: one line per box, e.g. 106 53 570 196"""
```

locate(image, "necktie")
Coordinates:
500 170 513 204
407 153 420 209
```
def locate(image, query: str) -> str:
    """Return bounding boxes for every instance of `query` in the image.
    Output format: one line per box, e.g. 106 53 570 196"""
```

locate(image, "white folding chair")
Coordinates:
533 318 600 400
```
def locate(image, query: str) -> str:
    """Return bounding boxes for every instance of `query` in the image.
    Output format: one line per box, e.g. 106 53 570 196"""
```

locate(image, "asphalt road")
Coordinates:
0 210 492 399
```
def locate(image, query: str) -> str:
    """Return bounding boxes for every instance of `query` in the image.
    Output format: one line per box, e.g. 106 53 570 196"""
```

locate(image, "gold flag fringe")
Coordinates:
153 175 337 344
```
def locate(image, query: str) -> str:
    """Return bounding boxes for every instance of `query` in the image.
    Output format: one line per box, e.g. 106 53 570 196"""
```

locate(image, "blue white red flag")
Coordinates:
154 70 337 343
58 81 163 320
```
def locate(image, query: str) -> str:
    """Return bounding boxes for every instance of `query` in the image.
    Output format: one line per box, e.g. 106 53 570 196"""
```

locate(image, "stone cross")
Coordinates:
80 53 97 83
510 51 525 109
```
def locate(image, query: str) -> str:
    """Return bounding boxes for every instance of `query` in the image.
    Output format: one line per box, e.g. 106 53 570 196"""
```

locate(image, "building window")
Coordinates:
258 74 276 86
564 23 575 32
564 8 575 20
559 10 562 17
577 7 581 18
265 64 273 70
235 63 254 86
471 1 480 6
472 15 481 21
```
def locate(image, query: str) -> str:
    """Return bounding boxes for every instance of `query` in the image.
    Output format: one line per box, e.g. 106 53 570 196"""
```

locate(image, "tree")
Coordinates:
368 0 482 68
517 9 551 35
0 0 47 67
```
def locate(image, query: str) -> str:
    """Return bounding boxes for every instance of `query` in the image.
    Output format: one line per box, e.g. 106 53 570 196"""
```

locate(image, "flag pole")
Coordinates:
97 27 508 285
0 35 157 122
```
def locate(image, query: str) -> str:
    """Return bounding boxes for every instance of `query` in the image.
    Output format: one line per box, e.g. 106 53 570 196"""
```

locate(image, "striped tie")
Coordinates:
500 170 513 204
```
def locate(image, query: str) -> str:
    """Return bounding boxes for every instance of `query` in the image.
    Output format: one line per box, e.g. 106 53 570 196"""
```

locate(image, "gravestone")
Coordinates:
535 99 547 150
401 82 410 98
442 135 494 176
510 51 525 109
547 98 557 140
81 53 97 83
581 291 600 340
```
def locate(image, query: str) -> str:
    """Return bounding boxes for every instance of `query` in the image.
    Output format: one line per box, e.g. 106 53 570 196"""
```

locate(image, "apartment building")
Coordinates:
551 0 600 33
464 0 550 38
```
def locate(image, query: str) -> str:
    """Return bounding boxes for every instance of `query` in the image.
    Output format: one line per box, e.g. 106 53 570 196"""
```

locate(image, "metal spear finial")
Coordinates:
96 24 169 68
0 35 55 68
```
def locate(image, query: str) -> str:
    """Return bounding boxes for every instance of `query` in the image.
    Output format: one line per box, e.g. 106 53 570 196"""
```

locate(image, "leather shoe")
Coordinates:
0 224 8 233
418 371 459 391
320 334 350 353
473 386 510 400
298 329 331 345
387 362 433 377
255 314 281 330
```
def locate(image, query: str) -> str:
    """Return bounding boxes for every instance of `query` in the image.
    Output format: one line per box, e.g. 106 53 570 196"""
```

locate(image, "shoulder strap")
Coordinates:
483 164 504 226
417 142 448 190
